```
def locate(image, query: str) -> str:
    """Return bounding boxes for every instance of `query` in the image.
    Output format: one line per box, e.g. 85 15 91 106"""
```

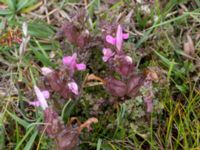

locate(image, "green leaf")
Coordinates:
23 130 38 150
0 129 4 150
0 9 12 15
175 84 188 93
14 126 35 150
15 117 42 150
16 0 36 12
96 138 102 150
21 1 42 13
154 50 178 68
61 99 72 119
30 45 56 67
6 0 16 11
28 21 54 39
0 113 5 149
6 110 29 128
195 0 200 7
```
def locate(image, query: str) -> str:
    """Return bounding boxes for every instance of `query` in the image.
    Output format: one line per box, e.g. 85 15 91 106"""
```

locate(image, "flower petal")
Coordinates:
42 90 50 99
71 53 77 60
68 82 79 95
62 56 73 65
34 86 48 110
116 25 123 51
124 56 133 63
102 48 114 62
106 35 116 45
62 53 77 66
103 56 109 62
122 33 129 39
76 63 86 70
41 67 53 76
103 48 111 55
29 101 40 107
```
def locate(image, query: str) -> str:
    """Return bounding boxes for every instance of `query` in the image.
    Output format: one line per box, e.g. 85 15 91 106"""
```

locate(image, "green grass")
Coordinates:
0 0 200 149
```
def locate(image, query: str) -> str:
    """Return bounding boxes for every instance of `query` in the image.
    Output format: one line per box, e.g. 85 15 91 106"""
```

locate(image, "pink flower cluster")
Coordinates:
62 53 86 76
106 25 129 52
102 25 134 77
29 53 86 109
102 24 154 113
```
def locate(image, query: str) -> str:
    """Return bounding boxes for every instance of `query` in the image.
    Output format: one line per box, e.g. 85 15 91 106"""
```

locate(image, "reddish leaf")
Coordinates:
44 69 73 99
44 107 64 138
55 127 79 150
114 55 135 77
105 77 127 97
56 22 90 49
127 74 144 97
43 108 98 150
184 35 195 56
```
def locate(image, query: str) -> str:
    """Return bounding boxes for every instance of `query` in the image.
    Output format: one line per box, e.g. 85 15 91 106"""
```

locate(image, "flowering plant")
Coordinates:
100 24 156 113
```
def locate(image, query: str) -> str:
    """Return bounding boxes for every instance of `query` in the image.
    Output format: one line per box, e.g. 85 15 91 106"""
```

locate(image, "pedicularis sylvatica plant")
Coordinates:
29 21 158 149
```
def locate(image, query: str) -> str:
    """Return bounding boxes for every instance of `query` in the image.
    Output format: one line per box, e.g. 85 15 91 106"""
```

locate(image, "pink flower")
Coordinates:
41 90 50 99
68 81 79 95
102 48 115 62
106 25 129 51
62 53 86 75
29 86 49 110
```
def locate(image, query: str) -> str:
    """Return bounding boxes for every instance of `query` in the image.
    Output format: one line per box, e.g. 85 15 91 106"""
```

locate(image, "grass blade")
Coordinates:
96 138 102 150
6 0 16 11
23 130 38 150
14 126 34 150
16 0 36 12
0 113 5 150
6 110 29 128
